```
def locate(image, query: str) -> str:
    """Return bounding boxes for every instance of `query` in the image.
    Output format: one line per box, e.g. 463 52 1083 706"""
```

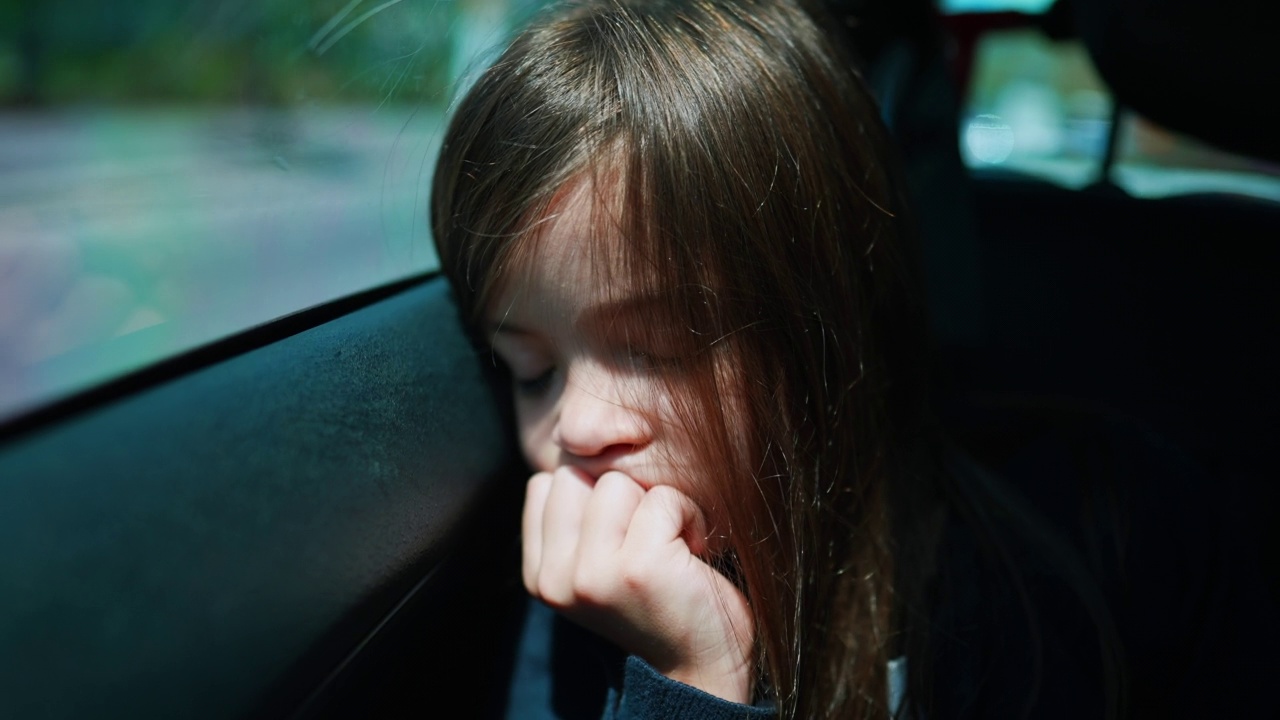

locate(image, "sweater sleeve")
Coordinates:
603 656 775 720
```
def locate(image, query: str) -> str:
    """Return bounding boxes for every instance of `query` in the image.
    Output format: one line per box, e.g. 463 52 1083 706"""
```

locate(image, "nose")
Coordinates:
552 365 651 464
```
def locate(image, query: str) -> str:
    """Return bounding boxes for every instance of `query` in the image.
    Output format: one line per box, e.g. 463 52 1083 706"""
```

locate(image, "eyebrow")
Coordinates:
487 322 534 339
484 295 532 339
483 293 669 339
575 293 669 333
485 311 533 339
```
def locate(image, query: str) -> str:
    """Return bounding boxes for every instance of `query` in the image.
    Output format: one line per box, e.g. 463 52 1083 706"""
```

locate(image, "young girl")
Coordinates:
431 0 1120 718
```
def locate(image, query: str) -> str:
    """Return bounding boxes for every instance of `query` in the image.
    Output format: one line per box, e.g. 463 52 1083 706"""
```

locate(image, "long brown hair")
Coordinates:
431 1 937 717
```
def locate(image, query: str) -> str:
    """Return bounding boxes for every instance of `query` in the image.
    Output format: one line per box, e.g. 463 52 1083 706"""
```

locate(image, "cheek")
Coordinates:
712 354 754 466
670 362 752 526
515 398 558 472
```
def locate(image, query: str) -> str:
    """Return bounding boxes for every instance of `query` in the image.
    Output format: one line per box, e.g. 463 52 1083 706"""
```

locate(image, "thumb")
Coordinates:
624 485 711 557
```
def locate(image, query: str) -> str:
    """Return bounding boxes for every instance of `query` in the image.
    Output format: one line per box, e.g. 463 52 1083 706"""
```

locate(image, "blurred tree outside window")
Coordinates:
0 0 543 421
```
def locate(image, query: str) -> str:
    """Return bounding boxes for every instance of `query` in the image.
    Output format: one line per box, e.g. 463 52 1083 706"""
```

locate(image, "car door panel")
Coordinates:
0 277 524 719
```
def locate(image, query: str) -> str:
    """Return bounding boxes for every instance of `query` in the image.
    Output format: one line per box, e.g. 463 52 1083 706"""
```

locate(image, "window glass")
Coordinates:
960 28 1111 187
941 0 1054 12
960 28 1280 199
0 0 541 421
1114 113 1280 201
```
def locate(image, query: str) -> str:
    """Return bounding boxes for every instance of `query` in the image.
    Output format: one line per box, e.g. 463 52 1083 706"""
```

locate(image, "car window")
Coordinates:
942 0 1054 11
0 0 544 422
957 26 1280 199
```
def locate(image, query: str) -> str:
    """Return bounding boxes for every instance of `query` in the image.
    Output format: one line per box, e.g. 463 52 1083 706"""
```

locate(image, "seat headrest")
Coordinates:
1067 0 1278 163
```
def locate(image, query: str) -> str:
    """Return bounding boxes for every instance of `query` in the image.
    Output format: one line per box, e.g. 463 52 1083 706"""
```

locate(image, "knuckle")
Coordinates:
640 487 681 522
649 483 677 497
617 560 652 594
570 565 612 606
536 575 573 610
526 472 551 497
596 470 631 490
592 474 620 496
555 465 588 485
521 556 541 589
646 484 681 509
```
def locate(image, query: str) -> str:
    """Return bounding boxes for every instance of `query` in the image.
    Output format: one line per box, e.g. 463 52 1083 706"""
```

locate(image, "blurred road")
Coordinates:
0 106 443 420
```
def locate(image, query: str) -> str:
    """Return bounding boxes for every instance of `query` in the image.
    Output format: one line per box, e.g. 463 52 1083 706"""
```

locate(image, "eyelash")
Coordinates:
499 340 679 399
625 348 658 371
515 367 556 397
623 345 685 374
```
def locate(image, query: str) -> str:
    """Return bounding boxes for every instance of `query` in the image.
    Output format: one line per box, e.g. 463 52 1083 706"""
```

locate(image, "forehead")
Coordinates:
492 175 635 315
536 179 612 273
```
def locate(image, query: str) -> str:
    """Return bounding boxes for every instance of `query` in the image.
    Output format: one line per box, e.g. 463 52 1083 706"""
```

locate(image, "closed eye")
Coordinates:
515 366 557 397
618 344 684 374
486 326 557 398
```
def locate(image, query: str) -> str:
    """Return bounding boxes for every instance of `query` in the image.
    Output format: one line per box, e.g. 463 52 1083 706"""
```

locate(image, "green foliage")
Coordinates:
0 0 457 106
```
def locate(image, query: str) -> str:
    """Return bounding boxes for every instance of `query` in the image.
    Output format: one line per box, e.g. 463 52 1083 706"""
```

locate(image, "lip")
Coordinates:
555 446 656 488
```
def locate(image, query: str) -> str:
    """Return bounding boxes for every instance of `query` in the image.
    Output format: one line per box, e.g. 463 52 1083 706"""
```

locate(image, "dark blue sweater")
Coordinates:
500 423 1277 719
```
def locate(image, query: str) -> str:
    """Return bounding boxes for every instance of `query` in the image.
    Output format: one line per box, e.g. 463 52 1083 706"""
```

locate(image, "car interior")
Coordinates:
1 0 1275 717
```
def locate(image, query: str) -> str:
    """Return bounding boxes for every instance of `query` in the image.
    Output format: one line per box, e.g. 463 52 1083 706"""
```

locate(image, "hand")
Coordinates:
522 466 756 704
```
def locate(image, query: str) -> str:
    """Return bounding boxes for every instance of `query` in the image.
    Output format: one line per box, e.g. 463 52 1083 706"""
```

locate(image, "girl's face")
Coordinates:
483 182 703 500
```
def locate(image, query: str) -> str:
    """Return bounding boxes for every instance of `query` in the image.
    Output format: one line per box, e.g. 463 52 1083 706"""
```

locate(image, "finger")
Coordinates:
521 472 553 592
577 471 646 566
623 485 711 557
537 466 594 602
